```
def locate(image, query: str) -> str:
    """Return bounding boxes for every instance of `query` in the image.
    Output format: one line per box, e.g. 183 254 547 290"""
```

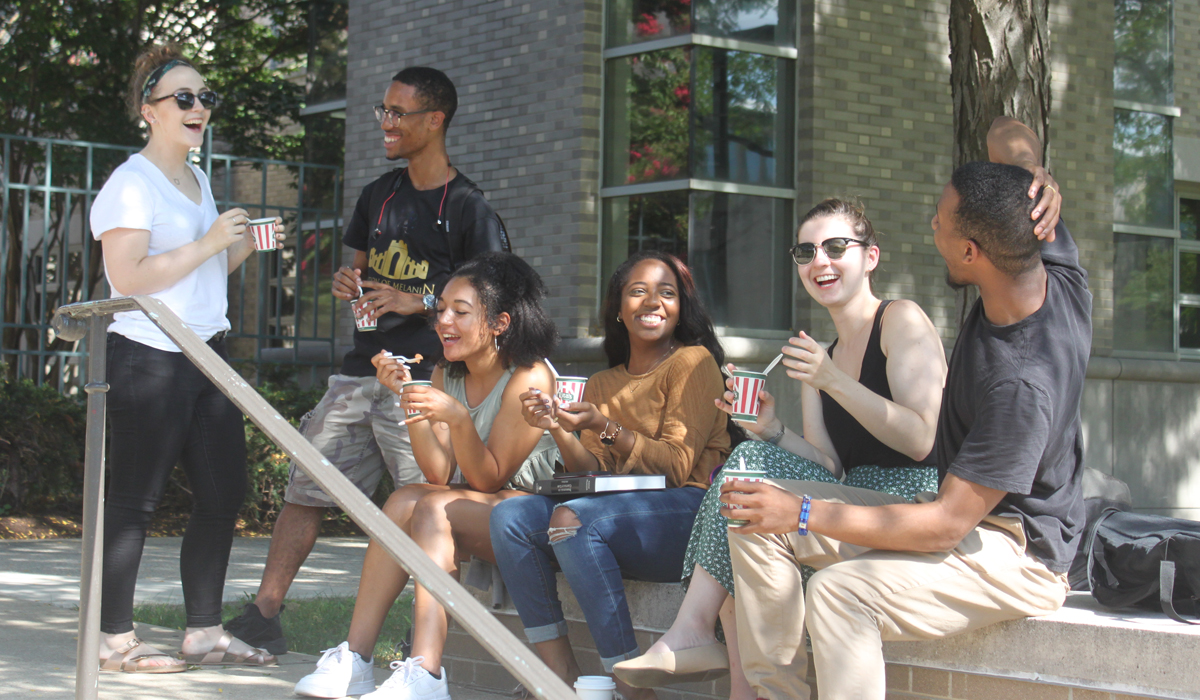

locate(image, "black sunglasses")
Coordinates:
789 237 867 265
148 90 220 111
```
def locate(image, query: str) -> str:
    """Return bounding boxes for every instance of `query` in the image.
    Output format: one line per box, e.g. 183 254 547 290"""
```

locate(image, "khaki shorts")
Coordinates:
284 374 423 507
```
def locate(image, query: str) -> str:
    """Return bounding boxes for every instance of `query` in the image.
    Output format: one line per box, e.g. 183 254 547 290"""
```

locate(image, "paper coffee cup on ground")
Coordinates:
248 217 277 251
555 376 587 407
730 370 767 422
353 300 376 331
400 380 432 416
723 468 768 527
573 675 616 700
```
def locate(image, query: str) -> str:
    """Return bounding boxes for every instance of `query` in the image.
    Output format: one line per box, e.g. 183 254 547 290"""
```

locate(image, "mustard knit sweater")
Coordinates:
579 345 731 489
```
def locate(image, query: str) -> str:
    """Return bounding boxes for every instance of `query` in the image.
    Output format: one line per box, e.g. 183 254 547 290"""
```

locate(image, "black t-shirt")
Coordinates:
935 220 1092 573
341 169 506 378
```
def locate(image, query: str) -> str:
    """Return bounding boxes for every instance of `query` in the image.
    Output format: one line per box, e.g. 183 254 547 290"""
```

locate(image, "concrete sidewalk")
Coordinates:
0 537 507 699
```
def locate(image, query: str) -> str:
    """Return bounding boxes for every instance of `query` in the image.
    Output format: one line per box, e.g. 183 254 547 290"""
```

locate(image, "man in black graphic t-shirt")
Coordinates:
718 117 1091 700
224 67 506 654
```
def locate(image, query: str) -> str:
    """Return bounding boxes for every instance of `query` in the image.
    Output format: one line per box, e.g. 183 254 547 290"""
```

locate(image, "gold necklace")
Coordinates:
627 341 676 394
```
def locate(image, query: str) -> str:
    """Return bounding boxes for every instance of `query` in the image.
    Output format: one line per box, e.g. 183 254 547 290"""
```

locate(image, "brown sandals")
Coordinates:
100 637 187 674
179 630 277 666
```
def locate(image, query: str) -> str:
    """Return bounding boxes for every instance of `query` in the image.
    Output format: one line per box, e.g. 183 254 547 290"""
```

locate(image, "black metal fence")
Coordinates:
0 129 343 392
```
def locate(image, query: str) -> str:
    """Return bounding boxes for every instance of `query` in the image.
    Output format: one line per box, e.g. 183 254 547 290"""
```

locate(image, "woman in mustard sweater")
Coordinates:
490 250 741 700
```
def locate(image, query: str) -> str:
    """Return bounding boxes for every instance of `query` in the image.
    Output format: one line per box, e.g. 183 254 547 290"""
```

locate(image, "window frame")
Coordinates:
596 1 800 335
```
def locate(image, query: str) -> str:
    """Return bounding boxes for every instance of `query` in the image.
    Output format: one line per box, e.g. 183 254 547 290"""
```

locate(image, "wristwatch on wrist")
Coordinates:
422 293 437 313
599 420 624 446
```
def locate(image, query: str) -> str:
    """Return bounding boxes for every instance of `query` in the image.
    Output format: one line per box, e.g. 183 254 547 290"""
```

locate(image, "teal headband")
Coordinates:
141 59 192 101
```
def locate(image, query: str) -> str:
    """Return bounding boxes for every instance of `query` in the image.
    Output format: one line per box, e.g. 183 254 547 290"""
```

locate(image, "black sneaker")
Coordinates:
223 602 288 655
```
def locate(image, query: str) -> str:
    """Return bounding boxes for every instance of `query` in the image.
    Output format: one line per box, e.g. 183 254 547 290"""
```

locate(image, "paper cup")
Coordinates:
353 300 376 332
400 380 432 416
555 376 587 407
573 675 616 700
729 370 767 422
248 217 277 251
723 469 768 527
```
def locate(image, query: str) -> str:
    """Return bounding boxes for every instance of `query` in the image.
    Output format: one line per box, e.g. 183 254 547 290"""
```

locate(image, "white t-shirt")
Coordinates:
90 154 230 352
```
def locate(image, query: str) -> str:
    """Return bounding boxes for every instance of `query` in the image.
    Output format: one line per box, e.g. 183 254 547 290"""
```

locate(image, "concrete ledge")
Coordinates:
452 564 1198 700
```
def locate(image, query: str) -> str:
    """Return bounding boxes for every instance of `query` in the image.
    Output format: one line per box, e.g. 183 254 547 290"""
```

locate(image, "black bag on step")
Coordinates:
1086 508 1200 623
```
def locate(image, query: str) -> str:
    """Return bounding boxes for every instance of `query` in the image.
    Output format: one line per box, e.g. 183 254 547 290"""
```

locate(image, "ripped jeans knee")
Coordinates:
547 505 582 544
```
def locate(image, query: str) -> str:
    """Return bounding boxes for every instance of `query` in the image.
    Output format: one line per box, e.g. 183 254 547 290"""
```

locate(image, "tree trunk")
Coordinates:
949 0 1052 325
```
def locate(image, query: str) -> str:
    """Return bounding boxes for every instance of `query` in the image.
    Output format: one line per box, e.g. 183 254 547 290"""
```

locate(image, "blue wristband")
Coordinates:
797 494 812 536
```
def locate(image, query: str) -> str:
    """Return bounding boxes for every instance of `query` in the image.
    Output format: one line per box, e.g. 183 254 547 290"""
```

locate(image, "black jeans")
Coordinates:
101 333 247 634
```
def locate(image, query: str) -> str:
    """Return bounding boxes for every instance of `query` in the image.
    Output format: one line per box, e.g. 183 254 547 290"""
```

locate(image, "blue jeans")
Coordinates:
489 487 706 671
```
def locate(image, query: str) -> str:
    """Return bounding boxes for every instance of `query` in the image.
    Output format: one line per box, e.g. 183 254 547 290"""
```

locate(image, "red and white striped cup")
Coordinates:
401 380 432 416
723 469 768 526
353 299 376 331
555 376 587 408
248 217 278 251
729 370 767 422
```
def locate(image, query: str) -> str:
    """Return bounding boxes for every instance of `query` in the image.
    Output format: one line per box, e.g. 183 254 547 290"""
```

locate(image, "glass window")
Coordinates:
604 47 792 188
1180 198 1200 240
607 0 795 48
1181 251 1200 296
1113 109 1174 228
307 0 349 105
602 192 792 331
1113 0 1172 105
1181 306 1200 349
604 49 692 187
1113 233 1174 352
692 49 794 186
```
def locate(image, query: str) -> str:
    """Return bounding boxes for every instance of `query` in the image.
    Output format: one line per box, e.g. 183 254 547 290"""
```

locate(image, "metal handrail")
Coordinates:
53 296 576 700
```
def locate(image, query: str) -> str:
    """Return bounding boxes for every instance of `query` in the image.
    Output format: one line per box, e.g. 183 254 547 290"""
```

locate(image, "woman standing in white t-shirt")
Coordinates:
88 44 280 673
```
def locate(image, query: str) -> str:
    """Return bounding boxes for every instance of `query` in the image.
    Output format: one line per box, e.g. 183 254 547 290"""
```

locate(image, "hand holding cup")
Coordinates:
715 363 777 437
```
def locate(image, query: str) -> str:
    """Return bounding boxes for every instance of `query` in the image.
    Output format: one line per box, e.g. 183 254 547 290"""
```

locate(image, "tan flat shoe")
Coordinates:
180 631 277 667
613 642 730 687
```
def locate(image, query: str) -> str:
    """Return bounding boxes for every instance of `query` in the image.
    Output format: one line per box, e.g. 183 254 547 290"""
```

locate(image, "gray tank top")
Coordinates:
443 367 558 492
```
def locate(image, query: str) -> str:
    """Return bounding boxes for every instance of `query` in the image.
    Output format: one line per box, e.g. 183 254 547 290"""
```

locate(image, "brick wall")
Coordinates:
344 0 603 346
1047 0 1114 355
1177 0 1200 144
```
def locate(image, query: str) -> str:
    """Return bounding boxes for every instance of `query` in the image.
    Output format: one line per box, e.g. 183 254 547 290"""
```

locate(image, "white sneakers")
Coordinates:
294 642 376 698
361 656 450 700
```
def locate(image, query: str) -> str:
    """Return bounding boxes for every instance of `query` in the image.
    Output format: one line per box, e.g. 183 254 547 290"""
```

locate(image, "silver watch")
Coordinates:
422 293 437 312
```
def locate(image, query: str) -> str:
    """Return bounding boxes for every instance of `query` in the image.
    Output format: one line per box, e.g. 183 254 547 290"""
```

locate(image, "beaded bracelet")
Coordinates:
797 494 812 536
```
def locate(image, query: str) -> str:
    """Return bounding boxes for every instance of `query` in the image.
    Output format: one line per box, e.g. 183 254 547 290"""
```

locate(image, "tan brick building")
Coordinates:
335 0 1200 518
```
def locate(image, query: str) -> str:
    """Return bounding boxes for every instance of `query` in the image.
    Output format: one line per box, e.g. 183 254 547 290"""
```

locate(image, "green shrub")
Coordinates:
236 363 327 528
0 372 86 513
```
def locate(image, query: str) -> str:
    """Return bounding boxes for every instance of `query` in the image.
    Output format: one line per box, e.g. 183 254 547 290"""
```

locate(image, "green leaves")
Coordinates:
0 0 311 159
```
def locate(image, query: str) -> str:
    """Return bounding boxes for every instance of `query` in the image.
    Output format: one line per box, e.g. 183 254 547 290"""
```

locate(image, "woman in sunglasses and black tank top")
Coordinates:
88 43 282 673
615 199 948 699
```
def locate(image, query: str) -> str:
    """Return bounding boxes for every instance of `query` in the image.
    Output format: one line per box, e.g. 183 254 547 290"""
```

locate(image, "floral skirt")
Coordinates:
681 440 939 596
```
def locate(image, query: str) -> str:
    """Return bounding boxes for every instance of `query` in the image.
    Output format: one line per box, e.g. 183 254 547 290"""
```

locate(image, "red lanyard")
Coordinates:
375 166 452 230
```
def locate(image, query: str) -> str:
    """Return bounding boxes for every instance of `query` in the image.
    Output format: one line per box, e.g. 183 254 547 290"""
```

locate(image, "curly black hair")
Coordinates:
392 66 457 131
601 250 747 447
439 252 559 378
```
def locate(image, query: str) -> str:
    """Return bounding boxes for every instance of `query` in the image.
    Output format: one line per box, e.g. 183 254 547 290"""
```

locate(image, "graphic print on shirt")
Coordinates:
368 204 437 297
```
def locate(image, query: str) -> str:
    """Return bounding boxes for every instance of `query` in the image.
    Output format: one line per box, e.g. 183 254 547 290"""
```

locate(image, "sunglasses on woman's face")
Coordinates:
148 90 220 111
789 237 867 266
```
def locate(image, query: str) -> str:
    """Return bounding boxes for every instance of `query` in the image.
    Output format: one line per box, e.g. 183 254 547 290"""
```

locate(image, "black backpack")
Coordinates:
1085 508 1200 623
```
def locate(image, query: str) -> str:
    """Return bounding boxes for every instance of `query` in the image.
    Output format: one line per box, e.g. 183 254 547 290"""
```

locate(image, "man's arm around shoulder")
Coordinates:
720 474 1006 553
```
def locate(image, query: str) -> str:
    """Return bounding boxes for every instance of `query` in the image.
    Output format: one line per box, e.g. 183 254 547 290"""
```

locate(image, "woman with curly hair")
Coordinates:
294 252 560 700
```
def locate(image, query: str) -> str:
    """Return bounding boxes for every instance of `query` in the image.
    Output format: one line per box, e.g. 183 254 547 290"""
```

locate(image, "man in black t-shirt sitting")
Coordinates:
225 67 508 656
719 117 1091 700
